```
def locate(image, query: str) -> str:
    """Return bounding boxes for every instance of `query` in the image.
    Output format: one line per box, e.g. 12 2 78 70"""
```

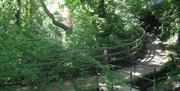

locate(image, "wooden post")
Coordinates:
130 70 133 91
170 54 177 66
96 73 100 91
153 67 157 91
133 65 136 87
104 48 108 63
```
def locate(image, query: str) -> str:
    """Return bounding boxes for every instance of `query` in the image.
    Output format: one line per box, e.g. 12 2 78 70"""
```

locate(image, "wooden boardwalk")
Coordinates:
14 34 169 91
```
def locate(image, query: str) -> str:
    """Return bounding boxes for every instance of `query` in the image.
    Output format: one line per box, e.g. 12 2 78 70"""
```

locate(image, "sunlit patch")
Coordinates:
60 7 69 18
47 0 70 26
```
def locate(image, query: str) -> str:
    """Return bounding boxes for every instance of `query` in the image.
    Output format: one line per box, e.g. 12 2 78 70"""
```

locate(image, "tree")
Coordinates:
16 0 21 25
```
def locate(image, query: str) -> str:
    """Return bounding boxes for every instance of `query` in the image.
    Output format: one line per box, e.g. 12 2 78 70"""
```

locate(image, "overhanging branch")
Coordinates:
39 0 70 31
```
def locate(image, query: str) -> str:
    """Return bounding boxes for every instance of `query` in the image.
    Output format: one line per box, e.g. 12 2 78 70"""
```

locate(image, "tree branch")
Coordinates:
39 0 70 31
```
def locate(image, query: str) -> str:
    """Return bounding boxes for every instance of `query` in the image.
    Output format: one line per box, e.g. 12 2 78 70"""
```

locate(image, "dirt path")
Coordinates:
126 34 169 77
98 34 169 91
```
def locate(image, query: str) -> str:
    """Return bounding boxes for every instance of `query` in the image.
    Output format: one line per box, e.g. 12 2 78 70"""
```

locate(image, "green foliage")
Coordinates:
150 0 180 40
156 59 180 91
65 0 143 49
56 51 102 77
0 25 63 85
1 0 169 90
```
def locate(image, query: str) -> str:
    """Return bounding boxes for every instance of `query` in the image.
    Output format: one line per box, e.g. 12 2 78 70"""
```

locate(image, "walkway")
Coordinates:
98 34 169 91
126 34 169 76
15 34 169 91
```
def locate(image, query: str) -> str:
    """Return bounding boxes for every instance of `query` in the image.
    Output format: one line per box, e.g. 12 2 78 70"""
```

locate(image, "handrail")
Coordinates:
107 64 155 81
0 28 145 56
31 29 146 66
81 29 146 51
94 35 145 58
1 29 155 91
0 28 146 67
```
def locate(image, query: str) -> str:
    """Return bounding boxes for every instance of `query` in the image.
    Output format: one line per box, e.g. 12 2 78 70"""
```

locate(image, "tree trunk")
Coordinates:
16 0 21 25
97 0 106 18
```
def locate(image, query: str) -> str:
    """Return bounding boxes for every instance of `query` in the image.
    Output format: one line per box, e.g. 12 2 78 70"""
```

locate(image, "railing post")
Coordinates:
96 73 100 91
104 48 108 63
130 69 133 91
133 65 136 87
153 67 157 91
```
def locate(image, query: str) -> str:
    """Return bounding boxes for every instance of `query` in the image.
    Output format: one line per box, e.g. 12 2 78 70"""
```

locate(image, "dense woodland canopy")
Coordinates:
0 0 180 91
